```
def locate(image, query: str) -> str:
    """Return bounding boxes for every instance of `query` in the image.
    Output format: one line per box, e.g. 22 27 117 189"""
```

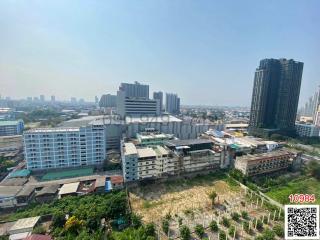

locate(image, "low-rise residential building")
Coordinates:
58 182 80 198
0 120 24 136
0 186 22 209
24 124 106 170
121 136 226 182
234 150 300 176
295 123 320 137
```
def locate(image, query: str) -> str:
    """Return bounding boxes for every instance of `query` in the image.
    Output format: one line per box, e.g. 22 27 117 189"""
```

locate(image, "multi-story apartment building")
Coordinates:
234 149 300 176
0 120 24 136
165 93 180 115
121 137 224 182
295 123 320 137
24 124 106 170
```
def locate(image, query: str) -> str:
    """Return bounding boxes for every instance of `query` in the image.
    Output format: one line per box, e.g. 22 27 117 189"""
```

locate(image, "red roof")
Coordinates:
110 175 123 184
24 234 52 240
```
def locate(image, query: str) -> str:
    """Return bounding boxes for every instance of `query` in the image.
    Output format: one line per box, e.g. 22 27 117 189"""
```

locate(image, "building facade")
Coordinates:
121 138 223 182
99 94 117 108
165 93 180 115
249 58 304 135
234 150 299 176
24 124 106 170
153 91 163 112
0 120 24 136
295 123 320 137
119 81 149 99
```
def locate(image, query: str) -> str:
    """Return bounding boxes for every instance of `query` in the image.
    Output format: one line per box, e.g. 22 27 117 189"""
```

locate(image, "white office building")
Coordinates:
24 124 106 170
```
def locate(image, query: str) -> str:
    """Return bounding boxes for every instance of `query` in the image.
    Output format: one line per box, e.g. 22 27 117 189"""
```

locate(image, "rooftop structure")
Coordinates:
9 216 40 235
0 120 24 136
58 182 80 197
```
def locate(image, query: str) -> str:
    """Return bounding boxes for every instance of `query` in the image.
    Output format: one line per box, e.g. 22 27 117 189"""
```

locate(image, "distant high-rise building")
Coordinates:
116 82 160 118
33 97 39 102
153 91 163 112
299 86 320 122
27 97 32 102
119 81 149 99
95 96 99 104
40 95 45 102
99 94 117 108
166 93 180 115
249 58 303 135
71 97 77 103
51 95 56 102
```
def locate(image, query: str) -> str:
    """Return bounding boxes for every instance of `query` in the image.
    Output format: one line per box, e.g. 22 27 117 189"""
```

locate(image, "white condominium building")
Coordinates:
24 124 106 170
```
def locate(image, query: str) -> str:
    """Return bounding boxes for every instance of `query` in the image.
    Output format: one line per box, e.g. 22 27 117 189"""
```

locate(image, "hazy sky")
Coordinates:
0 0 319 106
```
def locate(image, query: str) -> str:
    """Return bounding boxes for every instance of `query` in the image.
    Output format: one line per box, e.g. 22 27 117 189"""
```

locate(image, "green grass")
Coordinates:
266 177 320 204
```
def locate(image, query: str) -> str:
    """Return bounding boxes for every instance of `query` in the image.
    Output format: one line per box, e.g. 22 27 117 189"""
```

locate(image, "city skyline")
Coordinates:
1 0 319 106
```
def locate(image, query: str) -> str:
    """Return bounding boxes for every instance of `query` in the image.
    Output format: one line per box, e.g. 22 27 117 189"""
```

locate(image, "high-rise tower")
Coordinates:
249 58 303 135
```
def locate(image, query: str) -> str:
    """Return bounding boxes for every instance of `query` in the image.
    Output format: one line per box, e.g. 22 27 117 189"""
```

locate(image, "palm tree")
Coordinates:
208 190 218 206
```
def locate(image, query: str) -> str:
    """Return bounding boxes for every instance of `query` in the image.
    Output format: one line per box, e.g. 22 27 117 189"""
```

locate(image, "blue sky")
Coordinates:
0 0 319 106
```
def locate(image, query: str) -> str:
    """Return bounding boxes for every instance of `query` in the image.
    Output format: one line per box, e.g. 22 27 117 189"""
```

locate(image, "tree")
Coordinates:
222 217 230 228
259 229 275 240
208 191 218 206
241 211 249 220
228 226 236 237
256 219 263 231
145 223 156 237
162 219 169 234
131 214 142 228
273 225 284 238
231 212 240 222
194 224 205 238
219 230 227 240
180 225 191 240
209 220 218 232
64 216 85 234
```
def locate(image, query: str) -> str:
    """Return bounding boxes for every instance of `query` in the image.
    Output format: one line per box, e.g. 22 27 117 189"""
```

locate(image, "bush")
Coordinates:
256 219 263 231
241 211 249 220
180 225 191 240
222 217 230 228
162 219 169 234
231 212 240 222
145 223 156 237
209 220 218 232
131 214 142 228
194 224 204 238
219 230 227 240
32 225 46 234
228 226 236 237
273 224 284 237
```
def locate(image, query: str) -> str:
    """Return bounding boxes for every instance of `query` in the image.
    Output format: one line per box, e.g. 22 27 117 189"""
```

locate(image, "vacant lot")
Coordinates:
129 172 284 239
266 176 320 205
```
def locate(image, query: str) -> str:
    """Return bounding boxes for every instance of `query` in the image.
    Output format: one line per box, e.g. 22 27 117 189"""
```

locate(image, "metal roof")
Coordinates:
0 120 22 126
137 148 156 158
58 182 80 195
124 143 138 155
0 186 22 197
9 217 40 232
165 139 212 147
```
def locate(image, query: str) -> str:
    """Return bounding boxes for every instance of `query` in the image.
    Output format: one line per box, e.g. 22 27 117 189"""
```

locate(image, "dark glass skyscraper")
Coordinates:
249 58 303 135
